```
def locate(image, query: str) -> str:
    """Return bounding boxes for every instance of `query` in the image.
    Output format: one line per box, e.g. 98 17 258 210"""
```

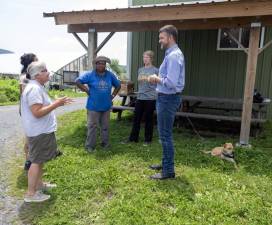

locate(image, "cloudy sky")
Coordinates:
0 0 128 73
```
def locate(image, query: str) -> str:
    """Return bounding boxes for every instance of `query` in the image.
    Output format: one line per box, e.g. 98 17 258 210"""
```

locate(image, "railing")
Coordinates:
51 53 88 85
50 54 120 85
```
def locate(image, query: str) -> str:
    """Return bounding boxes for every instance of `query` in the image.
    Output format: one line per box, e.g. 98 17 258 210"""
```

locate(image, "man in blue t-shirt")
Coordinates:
75 56 121 152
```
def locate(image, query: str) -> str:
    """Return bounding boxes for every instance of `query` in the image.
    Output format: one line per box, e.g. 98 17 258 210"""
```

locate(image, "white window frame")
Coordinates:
217 27 266 51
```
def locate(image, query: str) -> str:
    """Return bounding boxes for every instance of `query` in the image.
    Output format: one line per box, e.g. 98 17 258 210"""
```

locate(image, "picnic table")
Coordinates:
112 93 137 120
111 93 270 124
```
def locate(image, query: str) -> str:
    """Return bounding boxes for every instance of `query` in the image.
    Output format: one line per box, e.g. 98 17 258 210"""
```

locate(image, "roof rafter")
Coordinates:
43 0 272 32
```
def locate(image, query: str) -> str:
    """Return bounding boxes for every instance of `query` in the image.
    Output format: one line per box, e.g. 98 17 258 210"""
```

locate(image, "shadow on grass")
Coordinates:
16 169 57 224
18 197 56 224
57 112 272 178
16 170 27 190
154 175 195 201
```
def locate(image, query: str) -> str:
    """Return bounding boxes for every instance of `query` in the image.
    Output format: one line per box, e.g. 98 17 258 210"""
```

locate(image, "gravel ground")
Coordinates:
0 97 86 225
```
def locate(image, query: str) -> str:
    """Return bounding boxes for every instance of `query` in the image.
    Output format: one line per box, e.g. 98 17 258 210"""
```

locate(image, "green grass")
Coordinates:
48 89 86 99
0 101 19 106
9 111 272 225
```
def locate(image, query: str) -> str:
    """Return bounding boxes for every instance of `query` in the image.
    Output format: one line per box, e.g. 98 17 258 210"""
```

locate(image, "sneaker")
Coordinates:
143 142 151 147
56 150 63 157
38 182 57 191
101 143 110 149
24 160 32 171
24 192 51 203
121 139 138 144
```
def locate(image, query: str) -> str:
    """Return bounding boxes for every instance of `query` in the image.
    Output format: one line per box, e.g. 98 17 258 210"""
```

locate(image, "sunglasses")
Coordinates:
96 61 106 65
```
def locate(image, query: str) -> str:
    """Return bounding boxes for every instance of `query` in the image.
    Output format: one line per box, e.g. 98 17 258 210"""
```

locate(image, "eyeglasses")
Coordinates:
41 69 48 72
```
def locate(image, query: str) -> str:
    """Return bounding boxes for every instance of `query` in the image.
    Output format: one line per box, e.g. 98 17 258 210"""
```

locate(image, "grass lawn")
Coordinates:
10 110 272 225
0 90 86 106
48 89 86 99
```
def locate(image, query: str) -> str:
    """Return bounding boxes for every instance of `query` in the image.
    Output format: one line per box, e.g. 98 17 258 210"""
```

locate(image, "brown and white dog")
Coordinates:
202 143 237 168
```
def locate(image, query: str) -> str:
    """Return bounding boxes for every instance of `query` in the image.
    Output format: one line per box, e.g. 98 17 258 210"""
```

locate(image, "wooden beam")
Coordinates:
95 32 115 54
67 16 272 33
239 24 261 146
72 32 88 51
225 30 248 54
44 0 272 25
259 39 272 54
88 29 97 70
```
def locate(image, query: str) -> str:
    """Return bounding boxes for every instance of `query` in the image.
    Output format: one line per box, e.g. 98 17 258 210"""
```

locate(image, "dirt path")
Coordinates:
0 97 86 225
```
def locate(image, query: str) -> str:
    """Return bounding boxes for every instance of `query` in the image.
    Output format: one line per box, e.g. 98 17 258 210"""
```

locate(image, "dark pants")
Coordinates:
157 94 181 175
129 99 156 142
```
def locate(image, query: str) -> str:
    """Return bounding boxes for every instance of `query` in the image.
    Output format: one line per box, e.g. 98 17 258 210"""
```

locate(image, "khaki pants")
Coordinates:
85 110 110 149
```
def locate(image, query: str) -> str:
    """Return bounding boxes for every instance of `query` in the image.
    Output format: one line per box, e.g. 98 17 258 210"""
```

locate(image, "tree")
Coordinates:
109 59 127 80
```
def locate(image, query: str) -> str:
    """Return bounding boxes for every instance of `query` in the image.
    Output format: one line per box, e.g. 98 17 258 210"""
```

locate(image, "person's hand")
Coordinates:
138 74 148 82
54 96 74 107
148 74 160 84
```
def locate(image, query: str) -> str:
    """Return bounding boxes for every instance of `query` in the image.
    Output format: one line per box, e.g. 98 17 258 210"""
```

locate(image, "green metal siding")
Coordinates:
130 0 272 119
130 29 272 118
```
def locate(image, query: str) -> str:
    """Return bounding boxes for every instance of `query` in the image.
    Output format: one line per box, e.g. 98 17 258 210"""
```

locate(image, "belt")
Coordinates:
158 92 181 96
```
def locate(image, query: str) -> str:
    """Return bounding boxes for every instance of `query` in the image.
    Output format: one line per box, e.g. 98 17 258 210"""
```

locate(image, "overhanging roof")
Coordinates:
0 49 14 54
44 0 272 32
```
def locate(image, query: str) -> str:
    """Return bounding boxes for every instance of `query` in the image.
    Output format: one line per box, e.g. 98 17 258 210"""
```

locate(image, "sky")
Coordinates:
0 0 128 74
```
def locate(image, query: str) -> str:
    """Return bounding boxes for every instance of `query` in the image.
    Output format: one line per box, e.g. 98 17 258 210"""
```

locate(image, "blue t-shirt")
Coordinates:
76 70 120 111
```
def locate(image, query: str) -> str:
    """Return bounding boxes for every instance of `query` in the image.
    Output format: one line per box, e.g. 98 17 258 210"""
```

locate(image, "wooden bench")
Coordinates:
112 93 137 120
181 95 270 123
111 94 270 123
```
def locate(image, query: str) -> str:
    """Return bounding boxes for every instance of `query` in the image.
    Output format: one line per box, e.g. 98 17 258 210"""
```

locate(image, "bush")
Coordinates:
0 93 9 103
0 79 20 103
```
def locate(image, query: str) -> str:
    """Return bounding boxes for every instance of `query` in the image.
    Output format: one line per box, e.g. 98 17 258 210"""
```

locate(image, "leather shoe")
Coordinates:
121 139 138 144
149 164 162 170
149 173 175 180
86 147 95 153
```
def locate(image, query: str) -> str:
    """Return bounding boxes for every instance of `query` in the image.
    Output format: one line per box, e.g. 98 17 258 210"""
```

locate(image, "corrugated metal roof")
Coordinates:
44 0 236 16
0 49 13 54
131 0 234 9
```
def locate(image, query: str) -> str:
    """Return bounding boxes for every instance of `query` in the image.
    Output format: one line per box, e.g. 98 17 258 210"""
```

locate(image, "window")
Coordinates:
217 27 265 50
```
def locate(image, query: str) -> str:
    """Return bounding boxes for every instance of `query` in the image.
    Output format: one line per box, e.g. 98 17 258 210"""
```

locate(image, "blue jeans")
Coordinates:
156 93 181 175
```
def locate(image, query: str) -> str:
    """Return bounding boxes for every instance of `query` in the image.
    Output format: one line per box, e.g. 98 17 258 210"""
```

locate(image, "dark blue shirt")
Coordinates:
76 70 120 111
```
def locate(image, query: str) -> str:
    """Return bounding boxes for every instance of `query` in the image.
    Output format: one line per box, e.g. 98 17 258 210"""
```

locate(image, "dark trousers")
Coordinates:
129 99 156 142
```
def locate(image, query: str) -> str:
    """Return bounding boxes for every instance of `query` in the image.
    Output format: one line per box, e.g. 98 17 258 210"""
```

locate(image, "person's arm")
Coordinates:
148 74 161 84
111 86 121 99
76 81 89 95
149 55 183 86
31 97 73 118
110 73 121 100
75 72 90 95
19 84 23 95
159 54 183 89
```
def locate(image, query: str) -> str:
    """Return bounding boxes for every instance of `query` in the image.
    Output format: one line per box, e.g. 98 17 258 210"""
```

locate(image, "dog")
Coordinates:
202 143 238 168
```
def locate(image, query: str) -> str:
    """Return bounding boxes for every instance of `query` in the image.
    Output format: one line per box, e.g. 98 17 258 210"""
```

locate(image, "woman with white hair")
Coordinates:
21 61 73 203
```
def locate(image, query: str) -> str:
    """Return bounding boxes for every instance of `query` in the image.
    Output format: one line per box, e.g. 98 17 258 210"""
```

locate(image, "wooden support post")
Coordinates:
72 32 88 51
239 23 261 146
95 32 115 54
88 29 97 70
